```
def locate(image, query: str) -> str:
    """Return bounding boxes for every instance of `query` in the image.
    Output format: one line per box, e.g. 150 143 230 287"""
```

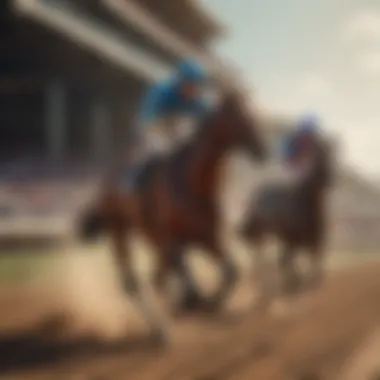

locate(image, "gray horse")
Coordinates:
239 137 334 296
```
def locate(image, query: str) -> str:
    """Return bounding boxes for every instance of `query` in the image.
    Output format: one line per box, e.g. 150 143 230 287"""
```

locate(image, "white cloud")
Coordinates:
338 121 380 177
342 9 380 44
358 51 380 76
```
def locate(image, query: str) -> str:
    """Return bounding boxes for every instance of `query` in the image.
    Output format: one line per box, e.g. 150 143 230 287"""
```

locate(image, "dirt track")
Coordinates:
1 260 380 380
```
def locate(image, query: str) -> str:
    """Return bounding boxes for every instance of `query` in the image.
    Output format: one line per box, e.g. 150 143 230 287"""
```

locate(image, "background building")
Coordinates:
0 0 228 242
1 1 380 250
0 0 226 165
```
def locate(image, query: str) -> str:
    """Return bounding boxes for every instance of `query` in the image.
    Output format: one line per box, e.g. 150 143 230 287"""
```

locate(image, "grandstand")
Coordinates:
0 0 228 243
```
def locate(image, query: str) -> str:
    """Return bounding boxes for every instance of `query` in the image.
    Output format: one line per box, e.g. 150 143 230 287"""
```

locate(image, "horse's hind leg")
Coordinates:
279 244 301 295
152 249 202 313
111 227 169 345
168 245 204 313
203 240 239 312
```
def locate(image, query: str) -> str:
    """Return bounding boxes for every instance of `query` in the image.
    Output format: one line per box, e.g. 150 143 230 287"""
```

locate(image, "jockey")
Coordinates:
123 58 210 190
279 114 321 181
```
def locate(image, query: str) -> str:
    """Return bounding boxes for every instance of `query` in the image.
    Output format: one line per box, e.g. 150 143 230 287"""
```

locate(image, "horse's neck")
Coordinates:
296 147 329 212
298 183 326 219
189 133 227 198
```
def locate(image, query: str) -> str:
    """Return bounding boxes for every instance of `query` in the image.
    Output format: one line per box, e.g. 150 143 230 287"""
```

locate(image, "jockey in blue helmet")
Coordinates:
278 114 321 186
137 59 209 130
137 58 209 134
280 114 320 166
124 58 211 190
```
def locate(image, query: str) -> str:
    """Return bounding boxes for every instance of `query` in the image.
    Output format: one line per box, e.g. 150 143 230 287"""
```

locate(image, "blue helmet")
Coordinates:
297 114 320 134
176 59 207 83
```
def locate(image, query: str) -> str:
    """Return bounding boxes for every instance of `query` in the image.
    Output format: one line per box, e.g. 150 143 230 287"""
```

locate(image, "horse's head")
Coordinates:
211 89 268 163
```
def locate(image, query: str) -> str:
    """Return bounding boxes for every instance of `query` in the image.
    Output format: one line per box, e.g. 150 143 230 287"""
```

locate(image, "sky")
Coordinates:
204 0 380 177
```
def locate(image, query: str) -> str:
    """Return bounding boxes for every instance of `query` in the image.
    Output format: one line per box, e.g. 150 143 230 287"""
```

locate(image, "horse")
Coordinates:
77 89 268 344
238 136 334 297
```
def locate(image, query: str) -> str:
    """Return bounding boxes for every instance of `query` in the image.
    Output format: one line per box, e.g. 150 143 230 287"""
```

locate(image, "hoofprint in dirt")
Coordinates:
1 258 380 380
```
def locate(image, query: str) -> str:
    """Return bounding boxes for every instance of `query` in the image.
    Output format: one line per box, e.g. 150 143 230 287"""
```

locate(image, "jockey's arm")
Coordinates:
123 84 168 162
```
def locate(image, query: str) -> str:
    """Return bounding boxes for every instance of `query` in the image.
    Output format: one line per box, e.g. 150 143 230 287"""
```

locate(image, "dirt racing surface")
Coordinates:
1 260 380 380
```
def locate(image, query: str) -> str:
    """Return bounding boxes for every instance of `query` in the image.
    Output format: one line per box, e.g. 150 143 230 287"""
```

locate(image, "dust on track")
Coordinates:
1 256 380 380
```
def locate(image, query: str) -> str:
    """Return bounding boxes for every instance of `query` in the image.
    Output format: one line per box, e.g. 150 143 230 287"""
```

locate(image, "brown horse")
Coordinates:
78 89 268 344
239 137 334 297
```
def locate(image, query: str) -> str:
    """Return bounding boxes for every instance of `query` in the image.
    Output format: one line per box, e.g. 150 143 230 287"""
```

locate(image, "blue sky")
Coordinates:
204 0 380 176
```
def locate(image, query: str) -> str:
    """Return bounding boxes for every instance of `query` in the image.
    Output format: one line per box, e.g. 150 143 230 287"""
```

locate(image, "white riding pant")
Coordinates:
140 116 196 158
122 116 196 190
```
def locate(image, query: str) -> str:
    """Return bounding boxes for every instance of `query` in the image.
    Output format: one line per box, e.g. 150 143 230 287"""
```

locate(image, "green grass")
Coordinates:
0 243 113 285
0 243 378 286
0 251 57 284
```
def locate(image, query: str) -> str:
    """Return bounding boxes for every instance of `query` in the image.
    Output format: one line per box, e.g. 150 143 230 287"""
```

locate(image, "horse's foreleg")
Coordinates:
112 227 138 295
151 247 202 314
252 239 277 307
239 215 269 292
307 243 324 290
204 240 239 312
111 228 169 344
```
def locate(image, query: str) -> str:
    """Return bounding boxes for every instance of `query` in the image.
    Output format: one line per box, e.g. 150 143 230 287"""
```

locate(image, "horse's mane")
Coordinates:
172 89 240 163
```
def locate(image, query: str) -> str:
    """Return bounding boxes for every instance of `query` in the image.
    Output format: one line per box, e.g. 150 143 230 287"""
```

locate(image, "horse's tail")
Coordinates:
77 206 106 242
